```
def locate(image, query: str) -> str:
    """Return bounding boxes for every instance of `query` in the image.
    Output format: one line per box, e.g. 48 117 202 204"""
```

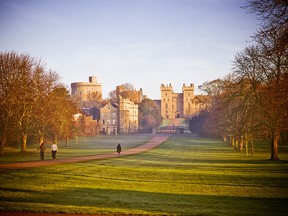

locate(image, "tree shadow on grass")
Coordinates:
1 188 288 215
137 151 288 165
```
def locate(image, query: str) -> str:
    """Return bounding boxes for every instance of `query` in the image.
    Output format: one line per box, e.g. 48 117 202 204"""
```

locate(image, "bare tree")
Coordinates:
0 51 77 154
139 98 162 133
0 51 38 153
233 43 288 160
244 0 288 35
86 91 102 108
110 83 139 104
0 52 29 154
49 87 77 146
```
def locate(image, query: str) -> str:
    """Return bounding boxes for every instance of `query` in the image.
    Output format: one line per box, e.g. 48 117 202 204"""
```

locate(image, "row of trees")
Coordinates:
0 51 77 155
190 0 288 160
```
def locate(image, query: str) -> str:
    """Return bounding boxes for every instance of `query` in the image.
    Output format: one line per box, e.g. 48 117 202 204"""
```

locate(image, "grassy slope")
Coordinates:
0 134 288 215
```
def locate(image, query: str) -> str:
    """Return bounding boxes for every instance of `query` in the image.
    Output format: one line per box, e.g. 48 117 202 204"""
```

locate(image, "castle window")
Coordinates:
165 103 168 109
103 120 105 125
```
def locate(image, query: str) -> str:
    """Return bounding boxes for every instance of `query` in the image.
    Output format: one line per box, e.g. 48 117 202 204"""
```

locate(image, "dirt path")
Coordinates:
0 135 169 170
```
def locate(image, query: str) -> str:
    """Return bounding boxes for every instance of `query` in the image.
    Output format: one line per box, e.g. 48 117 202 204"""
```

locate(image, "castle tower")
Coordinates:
160 83 184 119
160 84 174 119
182 83 195 117
71 76 102 108
160 82 210 119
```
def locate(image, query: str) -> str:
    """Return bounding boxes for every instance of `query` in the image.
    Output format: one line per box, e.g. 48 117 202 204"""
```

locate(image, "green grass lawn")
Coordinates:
0 134 288 215
0 134 153 163
159 119 172 127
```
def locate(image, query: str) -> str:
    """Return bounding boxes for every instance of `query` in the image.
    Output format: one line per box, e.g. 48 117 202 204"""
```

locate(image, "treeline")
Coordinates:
190 0 288 160
0 51 77 155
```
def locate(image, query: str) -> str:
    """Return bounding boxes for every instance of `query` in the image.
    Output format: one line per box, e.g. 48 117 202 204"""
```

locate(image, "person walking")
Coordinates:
116 143 122 156
38 142 46 160
51 142 58 160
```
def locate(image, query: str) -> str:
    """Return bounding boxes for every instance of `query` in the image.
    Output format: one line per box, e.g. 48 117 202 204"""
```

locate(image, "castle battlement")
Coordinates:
160 83 209 119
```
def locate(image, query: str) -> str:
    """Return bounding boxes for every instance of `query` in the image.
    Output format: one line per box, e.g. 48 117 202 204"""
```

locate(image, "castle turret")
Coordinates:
160 84 174 118
182 83 195 117
71 76 102 108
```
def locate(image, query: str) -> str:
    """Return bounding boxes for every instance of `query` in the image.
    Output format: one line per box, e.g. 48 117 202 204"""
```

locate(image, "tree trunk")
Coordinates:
20 133 28 153
235 136 239 150
39 132 44 145
251 139 254 157
0 133 6 156
270 131 280 160
239 136 244 152
231 135 235 147
245 138 249 156
54 134 58 144
65 136 68 147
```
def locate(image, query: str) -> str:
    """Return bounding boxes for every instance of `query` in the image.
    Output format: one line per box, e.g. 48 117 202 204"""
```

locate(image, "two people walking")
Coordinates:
38 142 58 160
39 142 120 160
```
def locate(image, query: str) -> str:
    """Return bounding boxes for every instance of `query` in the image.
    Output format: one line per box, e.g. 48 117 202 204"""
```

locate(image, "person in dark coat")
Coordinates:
117 143 122 156
38 142 46 160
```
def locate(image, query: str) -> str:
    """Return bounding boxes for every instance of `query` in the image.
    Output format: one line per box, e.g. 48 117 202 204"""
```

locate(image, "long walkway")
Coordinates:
0 135 169 170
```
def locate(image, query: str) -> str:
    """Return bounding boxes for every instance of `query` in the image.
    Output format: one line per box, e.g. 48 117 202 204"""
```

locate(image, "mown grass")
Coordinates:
159 119 172 127
0 134 153 163
0 134 288 215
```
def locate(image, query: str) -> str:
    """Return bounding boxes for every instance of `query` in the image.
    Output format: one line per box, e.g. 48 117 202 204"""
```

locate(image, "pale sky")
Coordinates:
0 0 258 99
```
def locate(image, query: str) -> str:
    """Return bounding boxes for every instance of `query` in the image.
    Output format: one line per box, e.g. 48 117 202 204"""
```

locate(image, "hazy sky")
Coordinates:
0 0 258 99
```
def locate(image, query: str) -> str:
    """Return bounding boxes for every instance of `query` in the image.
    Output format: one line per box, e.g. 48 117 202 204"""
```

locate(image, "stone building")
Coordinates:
100 102 118 135
71 76 102 108
99 86 142 135
117 96 139 134
116 86 142 134
160 83 210 119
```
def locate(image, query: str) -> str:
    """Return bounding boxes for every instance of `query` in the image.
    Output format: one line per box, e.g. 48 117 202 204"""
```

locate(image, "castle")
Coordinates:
71 76 142 135
71 76 210 135
160 83 210 119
